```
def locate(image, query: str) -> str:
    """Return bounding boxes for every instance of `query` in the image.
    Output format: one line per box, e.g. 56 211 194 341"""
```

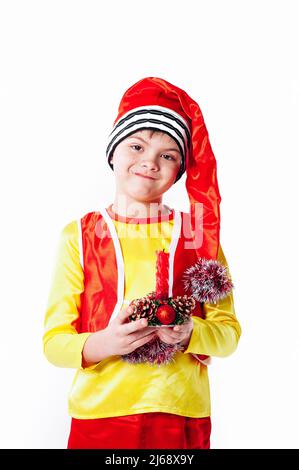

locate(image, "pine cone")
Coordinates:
128 292 196 326
129 295 158 323
169 294 196 324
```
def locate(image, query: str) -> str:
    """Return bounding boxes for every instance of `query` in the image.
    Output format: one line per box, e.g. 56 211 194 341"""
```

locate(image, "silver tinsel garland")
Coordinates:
182 258 234 304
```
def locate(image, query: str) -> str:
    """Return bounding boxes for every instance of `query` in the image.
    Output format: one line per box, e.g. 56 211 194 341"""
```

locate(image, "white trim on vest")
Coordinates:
168 210 181 298
77 219 84 270
99 205 125 323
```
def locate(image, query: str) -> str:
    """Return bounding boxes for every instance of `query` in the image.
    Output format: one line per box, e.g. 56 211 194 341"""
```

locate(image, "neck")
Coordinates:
111 196 171 218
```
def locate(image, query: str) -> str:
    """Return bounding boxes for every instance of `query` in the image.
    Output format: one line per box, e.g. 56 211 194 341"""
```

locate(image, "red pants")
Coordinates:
67 412 211 449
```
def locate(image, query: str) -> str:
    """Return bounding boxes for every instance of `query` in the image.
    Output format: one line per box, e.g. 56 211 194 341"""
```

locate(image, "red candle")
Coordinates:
155 249 169 300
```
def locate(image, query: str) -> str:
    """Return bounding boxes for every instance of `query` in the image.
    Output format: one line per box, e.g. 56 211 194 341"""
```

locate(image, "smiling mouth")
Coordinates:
134 173 156 180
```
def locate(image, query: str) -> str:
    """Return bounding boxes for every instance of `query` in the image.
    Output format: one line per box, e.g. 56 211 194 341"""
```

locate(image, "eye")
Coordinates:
161 154 175 161
130 145 176 161
130 144 142 151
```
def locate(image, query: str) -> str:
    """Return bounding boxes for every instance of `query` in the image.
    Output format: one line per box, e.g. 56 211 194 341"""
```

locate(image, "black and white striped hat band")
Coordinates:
106 105 191 183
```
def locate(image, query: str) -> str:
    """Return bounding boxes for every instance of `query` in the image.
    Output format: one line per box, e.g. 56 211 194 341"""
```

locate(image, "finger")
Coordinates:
117 305 136 324
173 321 190 332
157 330 181 342
155 334 174 345
130 331 157 350
156 326 177 337
128 328 157 344
123 317 150 335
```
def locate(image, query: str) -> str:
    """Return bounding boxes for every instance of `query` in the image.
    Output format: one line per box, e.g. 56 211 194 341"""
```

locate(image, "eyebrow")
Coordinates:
127 135 180 153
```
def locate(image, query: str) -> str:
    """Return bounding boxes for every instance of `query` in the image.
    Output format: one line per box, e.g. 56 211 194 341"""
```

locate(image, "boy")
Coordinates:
43 77 241 449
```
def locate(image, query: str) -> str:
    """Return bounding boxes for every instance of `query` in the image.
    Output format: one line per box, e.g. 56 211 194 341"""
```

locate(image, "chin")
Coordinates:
125 184 157 198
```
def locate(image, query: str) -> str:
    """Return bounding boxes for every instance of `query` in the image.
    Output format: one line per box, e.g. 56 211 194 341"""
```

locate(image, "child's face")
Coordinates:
110 130 182 203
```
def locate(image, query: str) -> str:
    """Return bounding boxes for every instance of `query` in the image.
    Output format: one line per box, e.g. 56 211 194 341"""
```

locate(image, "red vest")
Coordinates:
77 207 210 363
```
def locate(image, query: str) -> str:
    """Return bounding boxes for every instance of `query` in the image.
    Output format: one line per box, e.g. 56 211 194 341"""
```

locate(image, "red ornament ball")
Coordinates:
155 304 176 325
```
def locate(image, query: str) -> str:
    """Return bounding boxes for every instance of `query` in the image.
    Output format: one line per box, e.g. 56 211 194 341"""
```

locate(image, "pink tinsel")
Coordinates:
182 258 234 304
122 336 184 366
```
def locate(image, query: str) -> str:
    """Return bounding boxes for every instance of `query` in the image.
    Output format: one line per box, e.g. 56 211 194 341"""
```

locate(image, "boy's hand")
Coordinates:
82 305 157 366
110 305 157 355
154 318 194 348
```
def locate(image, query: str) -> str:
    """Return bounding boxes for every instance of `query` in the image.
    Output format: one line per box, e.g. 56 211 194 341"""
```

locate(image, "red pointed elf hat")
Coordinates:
106 77 222 261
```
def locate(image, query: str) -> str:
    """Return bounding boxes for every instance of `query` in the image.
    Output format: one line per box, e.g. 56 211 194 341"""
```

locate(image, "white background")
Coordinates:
0 0 298 449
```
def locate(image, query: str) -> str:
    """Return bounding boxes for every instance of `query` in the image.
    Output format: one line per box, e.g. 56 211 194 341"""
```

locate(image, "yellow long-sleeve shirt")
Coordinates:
43 211 241 419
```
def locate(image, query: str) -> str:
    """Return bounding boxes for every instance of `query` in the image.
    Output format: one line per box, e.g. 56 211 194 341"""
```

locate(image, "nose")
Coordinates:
139 151 159 172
